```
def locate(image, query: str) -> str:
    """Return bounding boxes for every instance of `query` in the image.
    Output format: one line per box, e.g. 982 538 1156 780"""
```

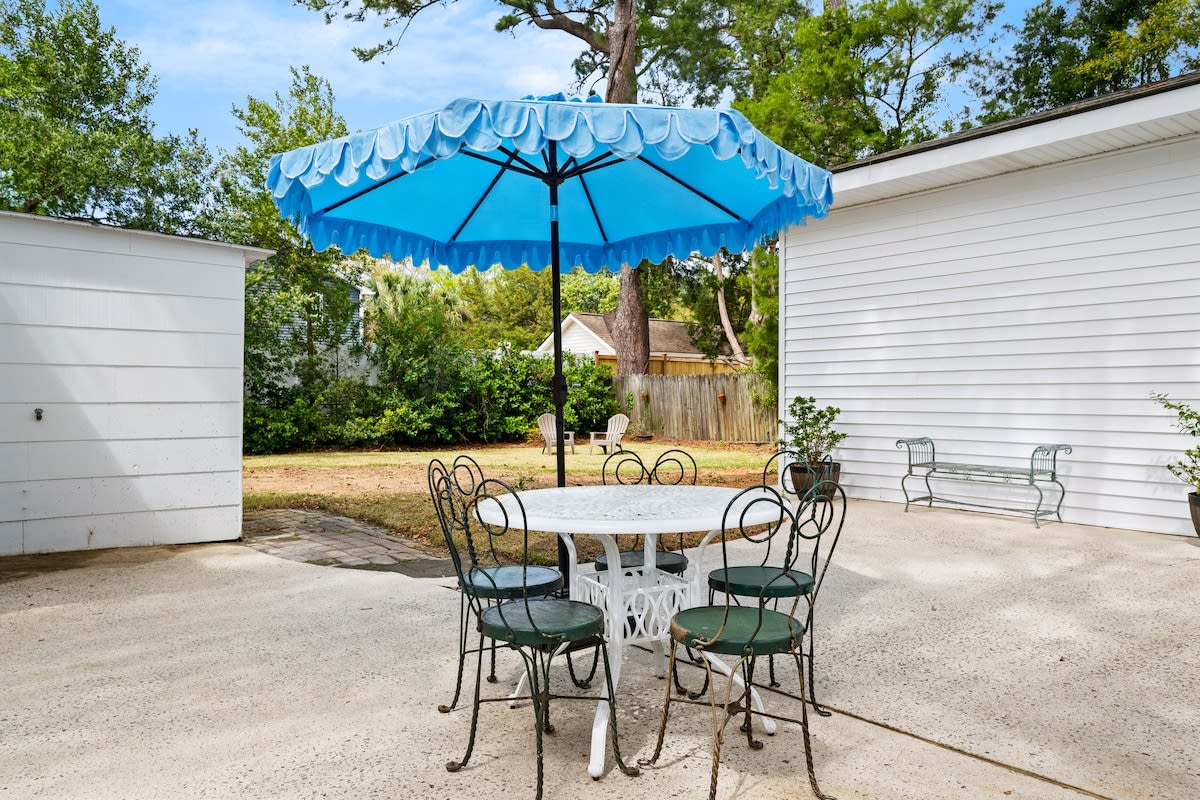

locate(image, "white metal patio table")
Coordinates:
475 483 780 778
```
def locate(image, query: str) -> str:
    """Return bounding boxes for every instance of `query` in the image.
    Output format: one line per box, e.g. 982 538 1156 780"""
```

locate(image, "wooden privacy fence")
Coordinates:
612 374 778 443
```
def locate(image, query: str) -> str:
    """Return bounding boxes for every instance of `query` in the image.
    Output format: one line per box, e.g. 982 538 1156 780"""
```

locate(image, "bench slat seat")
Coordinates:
920 462 1053 480
896 438 1072 527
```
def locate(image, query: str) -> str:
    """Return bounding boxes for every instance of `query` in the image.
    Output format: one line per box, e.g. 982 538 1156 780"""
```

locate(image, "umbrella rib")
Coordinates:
461 149 543 180
497 145 548 177
562 150 621 178
450 151 519 243
315 154 441 215
576 173 609 244
635 154 743 221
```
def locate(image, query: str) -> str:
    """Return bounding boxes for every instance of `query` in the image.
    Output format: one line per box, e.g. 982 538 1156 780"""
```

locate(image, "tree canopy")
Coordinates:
977 0 1200 123
222 66 363 398
734 0 1001 165
0 0 216 234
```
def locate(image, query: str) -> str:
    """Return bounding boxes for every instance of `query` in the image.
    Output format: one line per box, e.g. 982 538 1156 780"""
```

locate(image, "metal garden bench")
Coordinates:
895 437 1072 527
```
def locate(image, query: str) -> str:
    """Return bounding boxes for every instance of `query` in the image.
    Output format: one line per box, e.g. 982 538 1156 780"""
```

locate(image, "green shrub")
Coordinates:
243 345 615 454
243 399 300 455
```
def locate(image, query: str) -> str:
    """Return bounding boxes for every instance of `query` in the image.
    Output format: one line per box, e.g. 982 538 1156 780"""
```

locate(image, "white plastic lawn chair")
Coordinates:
588 413 629 455
538 412 575 454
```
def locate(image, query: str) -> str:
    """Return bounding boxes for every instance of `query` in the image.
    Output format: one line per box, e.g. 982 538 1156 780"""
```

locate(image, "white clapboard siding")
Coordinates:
781 101 1200 536
562 321 610 355
0 212 270 555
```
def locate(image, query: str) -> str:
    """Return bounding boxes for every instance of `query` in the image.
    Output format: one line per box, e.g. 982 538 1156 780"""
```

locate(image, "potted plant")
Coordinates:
780 395 847 496
1152 392 1200 536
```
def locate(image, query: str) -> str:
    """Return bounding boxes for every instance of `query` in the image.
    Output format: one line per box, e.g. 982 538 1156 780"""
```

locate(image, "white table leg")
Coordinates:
586 533 624 778
650 639 667 678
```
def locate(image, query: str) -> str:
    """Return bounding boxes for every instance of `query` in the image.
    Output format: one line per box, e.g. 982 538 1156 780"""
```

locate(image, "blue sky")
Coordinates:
96 0 583 153
96 1 1036 155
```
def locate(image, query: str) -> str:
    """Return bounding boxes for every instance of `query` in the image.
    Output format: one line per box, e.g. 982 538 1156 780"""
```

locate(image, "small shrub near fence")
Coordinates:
613 373 777 443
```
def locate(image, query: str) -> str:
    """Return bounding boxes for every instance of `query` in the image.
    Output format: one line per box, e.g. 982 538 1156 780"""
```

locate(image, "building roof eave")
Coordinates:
829 71 1200 209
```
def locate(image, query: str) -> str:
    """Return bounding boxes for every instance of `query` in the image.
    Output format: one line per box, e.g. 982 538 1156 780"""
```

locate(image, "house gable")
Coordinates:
535 313 613 356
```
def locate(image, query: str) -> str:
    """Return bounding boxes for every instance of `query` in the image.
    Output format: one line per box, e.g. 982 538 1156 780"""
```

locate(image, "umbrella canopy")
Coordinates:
267 94 834 491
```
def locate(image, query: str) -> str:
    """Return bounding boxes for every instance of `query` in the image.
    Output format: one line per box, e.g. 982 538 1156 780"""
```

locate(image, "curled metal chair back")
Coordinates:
470 477 565 644
602 449 649 485
651 448 698 486
795 479 848 613
704 485 801 647
428 455 488 576
761 448 802 498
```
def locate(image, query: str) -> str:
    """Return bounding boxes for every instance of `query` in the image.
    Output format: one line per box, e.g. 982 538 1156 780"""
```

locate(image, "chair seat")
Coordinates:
670 605 806 656
594 550 689 575
463 565 563 600
480 599 606 647
707 566 813 599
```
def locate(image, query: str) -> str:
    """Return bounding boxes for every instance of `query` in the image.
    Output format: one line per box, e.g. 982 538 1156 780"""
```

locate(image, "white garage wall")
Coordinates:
0 212 269 555
780 133 1200 536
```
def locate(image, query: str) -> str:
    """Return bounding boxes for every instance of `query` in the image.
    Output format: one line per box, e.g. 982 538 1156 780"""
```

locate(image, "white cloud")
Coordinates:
98 0 584 148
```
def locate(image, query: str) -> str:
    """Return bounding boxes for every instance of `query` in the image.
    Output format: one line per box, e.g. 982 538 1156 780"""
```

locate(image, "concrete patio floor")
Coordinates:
1 499 1197 800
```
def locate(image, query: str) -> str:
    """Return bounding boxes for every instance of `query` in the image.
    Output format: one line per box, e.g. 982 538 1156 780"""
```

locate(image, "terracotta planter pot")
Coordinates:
787 462 842 499
1189 492 1200 537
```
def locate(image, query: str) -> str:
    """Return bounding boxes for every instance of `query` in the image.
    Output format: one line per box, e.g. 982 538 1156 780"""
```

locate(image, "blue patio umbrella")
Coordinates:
267 94 833 495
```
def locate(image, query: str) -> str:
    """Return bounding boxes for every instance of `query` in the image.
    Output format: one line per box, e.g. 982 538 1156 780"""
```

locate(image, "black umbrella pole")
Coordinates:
548 158 571 591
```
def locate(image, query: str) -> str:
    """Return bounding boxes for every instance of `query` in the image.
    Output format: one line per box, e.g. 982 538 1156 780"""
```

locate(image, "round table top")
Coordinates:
474 484 782 535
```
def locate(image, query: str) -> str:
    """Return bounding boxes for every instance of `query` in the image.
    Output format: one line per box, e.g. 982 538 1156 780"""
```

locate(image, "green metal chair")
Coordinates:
437 473 639 800
640 484 839 800
705 478 846 716
428 456 563 713
593 449 697 576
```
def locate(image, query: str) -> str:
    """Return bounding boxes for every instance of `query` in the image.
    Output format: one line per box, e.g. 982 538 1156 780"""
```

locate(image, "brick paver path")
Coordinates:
242 509 453 577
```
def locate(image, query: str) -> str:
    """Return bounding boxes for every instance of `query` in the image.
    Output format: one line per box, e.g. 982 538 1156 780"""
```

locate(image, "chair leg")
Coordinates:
445 641 487 773
767 653 780 688
565 643 600 689
597 640 640 778
640 639 679 768
737 657 765 749
488 638 499 684
669 644 709 698
521 648 548 800
790 651 832 800
439 593 472 713
807 620 830 717
707 655 744 800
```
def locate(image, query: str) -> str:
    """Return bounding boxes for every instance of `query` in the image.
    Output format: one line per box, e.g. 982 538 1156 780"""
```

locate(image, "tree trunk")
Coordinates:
605 0 651 374
606 0 638 105
713 251 748 364
747 248 764 327
609 266 650 375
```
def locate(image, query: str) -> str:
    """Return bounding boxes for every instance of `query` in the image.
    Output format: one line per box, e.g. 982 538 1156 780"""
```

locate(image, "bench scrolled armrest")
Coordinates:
1030 444 1072 477
896 437 935 470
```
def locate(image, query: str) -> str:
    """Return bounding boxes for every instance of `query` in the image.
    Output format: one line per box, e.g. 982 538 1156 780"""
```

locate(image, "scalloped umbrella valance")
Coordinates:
267 94 834 492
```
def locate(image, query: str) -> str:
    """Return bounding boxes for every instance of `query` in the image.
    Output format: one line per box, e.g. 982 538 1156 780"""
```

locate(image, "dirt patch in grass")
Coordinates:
243 442 776 562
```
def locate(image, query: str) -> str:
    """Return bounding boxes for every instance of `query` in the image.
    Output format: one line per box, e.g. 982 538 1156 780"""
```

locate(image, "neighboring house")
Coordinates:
266 273 368 382
0 212 271 555
536 312 736 375
779 72 1200 536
